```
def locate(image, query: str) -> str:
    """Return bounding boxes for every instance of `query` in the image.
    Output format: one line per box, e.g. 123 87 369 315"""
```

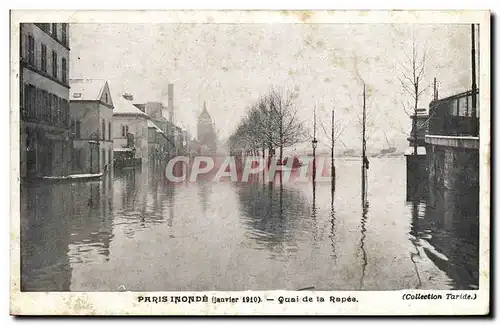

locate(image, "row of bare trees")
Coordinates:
228 87 308 163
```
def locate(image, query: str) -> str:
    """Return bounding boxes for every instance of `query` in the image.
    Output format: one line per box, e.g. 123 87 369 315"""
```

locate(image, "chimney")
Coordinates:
122 93 134 101
168 84 174 123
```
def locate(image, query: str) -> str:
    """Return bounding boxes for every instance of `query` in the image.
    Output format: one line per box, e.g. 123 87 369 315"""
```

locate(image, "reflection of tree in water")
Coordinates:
198 181 211 216
329 187 337 260
236 182 309 254
310 179 319 247
358 198 369 290
114 166 168 237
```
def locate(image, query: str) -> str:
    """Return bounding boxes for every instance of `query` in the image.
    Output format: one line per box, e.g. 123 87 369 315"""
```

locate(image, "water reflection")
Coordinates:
329 189 337 260
311 178 318 246
198 181 211 217
406 179 479 290
21 178 113 291
235 182 310 258
358 198 369 290
113 165 168 239
20 158 479 291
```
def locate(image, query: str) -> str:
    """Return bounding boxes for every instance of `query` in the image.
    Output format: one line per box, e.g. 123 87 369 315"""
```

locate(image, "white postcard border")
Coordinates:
9 9 491 316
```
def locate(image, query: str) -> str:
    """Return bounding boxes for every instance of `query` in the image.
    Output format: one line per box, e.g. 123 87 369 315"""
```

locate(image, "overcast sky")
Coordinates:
70 23 477 151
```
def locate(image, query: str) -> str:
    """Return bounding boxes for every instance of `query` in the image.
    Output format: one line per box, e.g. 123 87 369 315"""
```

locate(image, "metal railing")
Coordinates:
428 89 479 137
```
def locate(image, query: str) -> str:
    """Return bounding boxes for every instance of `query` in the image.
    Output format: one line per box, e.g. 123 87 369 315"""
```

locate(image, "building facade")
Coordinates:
113 94 150 166
69 79 114 174
147 120 167 164
197 102 217 154
20 23 71 179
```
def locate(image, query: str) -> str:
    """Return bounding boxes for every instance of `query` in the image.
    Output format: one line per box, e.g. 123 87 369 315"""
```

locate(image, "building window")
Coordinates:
108 121 111 140
458 96 468 117
51 23 57 39
74 121 81 139
58 98 65 125
49 94 56 123
62 58 67 83
52 50 58 78
36 88 43 120
43 90 49 121
26 35 35 66
25 84 36 119
46 91 51 121
41 44 47 73
102 120 106 140
62 23 68 45
64 99 69 126
36 23 50 33
121 125 129 137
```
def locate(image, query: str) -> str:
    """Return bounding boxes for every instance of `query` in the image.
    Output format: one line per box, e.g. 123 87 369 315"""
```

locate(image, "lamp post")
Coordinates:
312 137 318 181
312 106 318 182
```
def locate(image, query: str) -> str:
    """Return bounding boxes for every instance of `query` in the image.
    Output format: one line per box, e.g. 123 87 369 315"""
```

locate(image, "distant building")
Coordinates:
113 94 150 166
133 101 174 159
147 119 166 164
133 84 186 159
20 23 71 178
188 138 202 156
69 79 114 174
197 102 217 154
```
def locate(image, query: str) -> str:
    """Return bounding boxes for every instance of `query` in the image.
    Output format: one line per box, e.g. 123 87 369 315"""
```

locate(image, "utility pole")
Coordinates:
433 77 437 101
331 108 335 191
312 106 318 182
471 23 478 137
412 77 419 155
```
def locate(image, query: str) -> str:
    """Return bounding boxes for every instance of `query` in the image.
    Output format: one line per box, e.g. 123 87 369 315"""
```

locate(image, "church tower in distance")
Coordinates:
197 101 217 154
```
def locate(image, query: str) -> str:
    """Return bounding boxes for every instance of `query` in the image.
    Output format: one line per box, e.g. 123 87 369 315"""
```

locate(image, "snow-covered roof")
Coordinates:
147 120 164 133
70 79 107 100
113 95 149 118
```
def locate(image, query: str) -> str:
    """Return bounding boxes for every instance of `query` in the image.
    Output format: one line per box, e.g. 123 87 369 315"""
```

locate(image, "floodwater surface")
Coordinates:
20 157 479 291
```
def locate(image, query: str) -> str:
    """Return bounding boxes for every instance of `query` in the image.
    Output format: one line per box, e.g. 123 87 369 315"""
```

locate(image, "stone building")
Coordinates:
69 79 114 174
113 94 150 166
20 23 71 179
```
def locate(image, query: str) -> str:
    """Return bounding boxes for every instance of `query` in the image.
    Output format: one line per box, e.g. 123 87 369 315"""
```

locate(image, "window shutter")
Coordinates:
33 38 37 69
24 35 29 63
20 32 24 60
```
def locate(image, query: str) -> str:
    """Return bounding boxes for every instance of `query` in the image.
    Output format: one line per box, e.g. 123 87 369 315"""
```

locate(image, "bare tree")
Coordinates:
229 86 307 166
397 35 428 155
318 109 348 148
267 87 308 164
317 107 349 187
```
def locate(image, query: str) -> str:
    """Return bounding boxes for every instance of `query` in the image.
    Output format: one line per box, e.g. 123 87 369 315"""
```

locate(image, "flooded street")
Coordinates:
20 157 479 292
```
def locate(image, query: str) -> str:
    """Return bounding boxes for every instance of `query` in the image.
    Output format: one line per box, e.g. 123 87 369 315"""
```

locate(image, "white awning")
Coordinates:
114 147 133 152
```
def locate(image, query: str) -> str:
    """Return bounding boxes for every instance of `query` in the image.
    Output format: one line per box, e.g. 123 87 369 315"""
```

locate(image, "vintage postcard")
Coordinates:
10 10 490 315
